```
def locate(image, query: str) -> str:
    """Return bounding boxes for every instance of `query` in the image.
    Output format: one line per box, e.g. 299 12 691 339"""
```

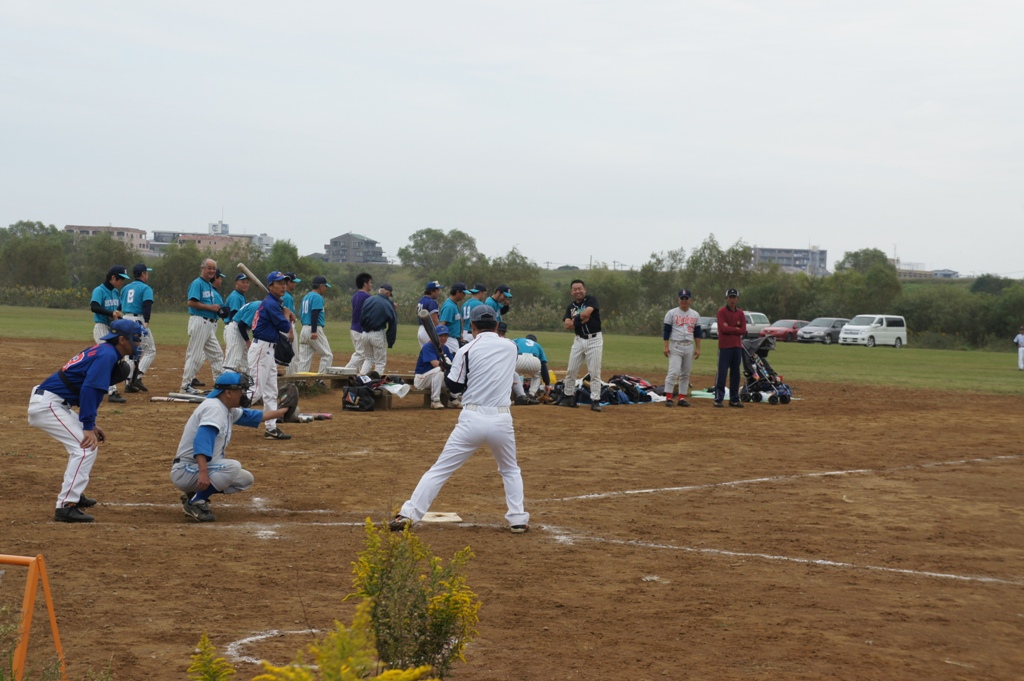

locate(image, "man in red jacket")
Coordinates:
714 288 746 408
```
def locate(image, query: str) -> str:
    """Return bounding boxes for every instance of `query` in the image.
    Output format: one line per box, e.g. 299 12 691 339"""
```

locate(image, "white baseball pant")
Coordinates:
413 367 445 403
299 326 334 373
1019 347 1024 370
364 330 388 374
515 355 543 396
664 341 695 397
399 406 528 526
180 316 224 391
287 322 301 374
28 389 99 508
247 339 279 432
344 330 373 374
417 326 431 347
123 314 156 375
92 323 118 394
170 459 254 495
564 333 603 402
223 322 249 374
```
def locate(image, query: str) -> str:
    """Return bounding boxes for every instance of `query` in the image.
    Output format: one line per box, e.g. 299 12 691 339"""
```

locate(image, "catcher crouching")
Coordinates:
170 372 290 522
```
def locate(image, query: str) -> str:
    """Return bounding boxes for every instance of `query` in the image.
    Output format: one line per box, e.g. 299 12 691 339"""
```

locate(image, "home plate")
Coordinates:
422 512 462 523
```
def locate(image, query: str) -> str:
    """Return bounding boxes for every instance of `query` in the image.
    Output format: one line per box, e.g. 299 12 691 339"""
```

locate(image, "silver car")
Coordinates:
710 311 770 339
797 317 850 345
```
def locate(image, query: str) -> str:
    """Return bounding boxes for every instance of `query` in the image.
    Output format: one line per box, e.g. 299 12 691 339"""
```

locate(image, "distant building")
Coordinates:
323 232 388 264
64 225 154 253
208 220 230 236
753 246 828 275
891 258 959 279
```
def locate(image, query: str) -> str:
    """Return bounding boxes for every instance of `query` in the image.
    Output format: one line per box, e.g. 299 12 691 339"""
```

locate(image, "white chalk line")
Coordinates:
540 525 1024 587
225 628 322 665
544 454 1024 502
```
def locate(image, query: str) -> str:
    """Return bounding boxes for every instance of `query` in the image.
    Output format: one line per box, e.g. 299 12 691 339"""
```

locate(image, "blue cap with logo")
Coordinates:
425 280 443 292
435 324 450 336
266 271 288 285
100 319 144 344
206 371 251 399
678 289 691 299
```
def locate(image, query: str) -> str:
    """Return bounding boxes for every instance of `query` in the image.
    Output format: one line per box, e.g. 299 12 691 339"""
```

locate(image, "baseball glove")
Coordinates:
278 383 300 422
274 332 295 366
536 393 555 404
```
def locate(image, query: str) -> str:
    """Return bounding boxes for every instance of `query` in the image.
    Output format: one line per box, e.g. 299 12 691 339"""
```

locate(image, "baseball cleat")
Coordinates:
665 398 675 407
124 383 140 393
181 385 201 395
107 391 127 404
182 499 216 522
191 378 206 388
510 524 529 534
76 494 97 508
590 402 601 412
728 401 744 408
264 427 292 440
133 378 149 393
677 398 691 408
388 515 412 532
54 505 94 523
713 401 724 408
430 401 445 410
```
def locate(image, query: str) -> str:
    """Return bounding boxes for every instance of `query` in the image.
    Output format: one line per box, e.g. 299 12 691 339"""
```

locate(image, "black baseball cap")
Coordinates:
726 288 739 297
498 321 508 332
379 283 393 292
312 275 331 288
284 272 301 282
235 273 248 281
496 284 512 298
678 289 691 299
107 265 130 280
472 283 487 293
526 334 538 342
132 263 152 277
451 282 467 294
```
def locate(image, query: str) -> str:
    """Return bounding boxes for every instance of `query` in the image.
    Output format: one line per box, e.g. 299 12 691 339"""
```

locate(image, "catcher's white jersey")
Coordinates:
174 399 251 465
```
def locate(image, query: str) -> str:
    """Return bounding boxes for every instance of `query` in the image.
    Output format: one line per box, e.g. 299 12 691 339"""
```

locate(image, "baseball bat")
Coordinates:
418 308 449 368
237 263 270 295
167 392 206 403
151 396 204 403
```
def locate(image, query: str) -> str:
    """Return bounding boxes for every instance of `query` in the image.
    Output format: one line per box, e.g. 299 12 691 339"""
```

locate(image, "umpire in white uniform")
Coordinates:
391 305 530 534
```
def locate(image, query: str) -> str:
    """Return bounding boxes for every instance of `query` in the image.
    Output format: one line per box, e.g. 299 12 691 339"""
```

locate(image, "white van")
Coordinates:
839 314 908 348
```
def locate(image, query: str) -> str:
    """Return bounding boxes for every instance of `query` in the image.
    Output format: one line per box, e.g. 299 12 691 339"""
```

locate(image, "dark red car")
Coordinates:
760 319 809 342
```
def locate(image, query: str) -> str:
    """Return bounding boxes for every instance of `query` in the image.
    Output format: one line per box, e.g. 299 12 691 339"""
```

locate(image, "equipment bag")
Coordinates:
342 386 375 412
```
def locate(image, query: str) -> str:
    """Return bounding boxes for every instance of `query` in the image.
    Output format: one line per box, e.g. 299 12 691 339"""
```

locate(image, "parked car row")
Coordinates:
699 313 909 347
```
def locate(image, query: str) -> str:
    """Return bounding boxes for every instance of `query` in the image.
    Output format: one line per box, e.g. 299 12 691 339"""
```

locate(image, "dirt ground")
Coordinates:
2 338 1023 680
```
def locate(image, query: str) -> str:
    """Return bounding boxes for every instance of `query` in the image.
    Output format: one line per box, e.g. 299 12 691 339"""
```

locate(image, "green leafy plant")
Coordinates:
253 601 435 681
188 632 236 681
348 520 480 679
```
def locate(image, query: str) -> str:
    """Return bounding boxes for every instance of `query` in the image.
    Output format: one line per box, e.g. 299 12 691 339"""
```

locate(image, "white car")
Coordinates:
710 312 770 339
839 315 908 348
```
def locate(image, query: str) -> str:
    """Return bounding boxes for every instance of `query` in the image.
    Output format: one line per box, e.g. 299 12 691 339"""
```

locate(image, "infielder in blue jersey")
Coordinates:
28 319 143 523
90 265 130 402
248 271 294 440
416 280 443 347
121 263 156 393
298 275 334 373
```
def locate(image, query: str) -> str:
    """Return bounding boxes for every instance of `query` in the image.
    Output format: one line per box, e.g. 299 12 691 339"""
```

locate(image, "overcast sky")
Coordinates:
2 1 1022 276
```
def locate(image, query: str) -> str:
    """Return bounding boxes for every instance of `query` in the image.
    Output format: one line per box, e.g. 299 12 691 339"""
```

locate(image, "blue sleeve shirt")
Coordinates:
415 342 454 374
300 291 325 327
37 342 121 430
187 277 219 319
120 281 153 316
90 284 121 323
252 295 291 342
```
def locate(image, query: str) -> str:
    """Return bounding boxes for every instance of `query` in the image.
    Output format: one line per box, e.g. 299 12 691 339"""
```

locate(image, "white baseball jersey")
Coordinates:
664 307 701 342
448 331 518 407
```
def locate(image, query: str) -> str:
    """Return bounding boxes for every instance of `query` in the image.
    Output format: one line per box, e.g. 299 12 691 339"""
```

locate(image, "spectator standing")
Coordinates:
713 288 746 408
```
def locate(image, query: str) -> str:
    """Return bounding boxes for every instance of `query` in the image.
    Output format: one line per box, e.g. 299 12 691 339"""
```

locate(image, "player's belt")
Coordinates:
254 338 275 344
577 332 601 339
33 387 69 406
462 404 510 414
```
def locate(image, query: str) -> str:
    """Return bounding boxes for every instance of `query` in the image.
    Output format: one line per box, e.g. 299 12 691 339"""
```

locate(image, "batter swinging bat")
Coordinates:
418 308 450 369
237 263 270 295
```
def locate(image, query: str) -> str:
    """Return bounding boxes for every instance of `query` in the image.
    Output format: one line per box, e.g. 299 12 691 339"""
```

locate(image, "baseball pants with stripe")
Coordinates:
363 330 388 374
28 389 99 508
223 322 249 374
564 333 603 402
170 459 254 496
247 339 279 433
122 314 156 376
180 316 224 391
515 355 543 396
664 341 695 397
344 330 373 374
298 327 334 374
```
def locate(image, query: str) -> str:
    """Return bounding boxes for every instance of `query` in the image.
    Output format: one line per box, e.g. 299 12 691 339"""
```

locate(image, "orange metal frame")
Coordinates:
0 554 66 681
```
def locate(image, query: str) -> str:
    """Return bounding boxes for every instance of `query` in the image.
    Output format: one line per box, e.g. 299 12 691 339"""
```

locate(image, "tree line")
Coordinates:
2 221 1022 349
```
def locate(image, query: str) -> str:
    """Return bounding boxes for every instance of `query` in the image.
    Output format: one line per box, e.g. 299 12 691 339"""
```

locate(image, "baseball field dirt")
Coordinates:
2 338 1023 680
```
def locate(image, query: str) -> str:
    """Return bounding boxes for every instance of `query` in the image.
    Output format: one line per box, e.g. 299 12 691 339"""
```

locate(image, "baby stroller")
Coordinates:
738 337 793 405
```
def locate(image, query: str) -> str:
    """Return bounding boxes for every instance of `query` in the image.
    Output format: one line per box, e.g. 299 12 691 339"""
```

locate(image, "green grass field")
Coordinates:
3 305 1020 394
